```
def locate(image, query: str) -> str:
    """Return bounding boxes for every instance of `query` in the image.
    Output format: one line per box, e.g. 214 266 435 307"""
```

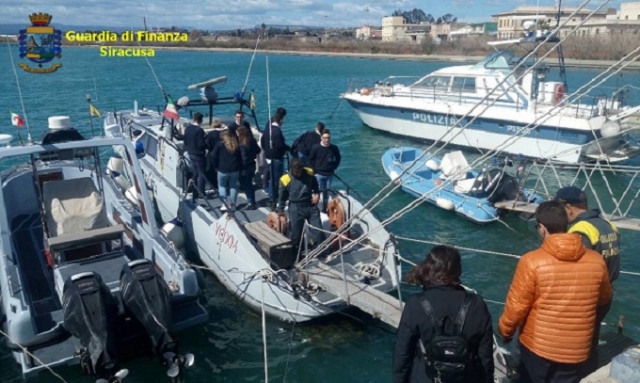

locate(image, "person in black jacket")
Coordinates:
204 119 227 193
393 245 494 383
237 125 261 210
277 158 323 253
183 112 207 198
308 129 341 212
227 110 251 137
260 112 289 207
291 122 324 166
212 130 242 211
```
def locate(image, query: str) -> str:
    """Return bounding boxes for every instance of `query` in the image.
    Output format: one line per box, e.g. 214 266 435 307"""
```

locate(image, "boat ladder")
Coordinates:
303 262 403 328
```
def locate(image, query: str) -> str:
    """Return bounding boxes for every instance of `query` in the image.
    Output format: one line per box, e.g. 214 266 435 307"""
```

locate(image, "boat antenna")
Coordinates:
266 56 274 204
138 29 167 99
6 40 32 144
555 0 568 90
93 77 99 102
241 34 261 98
86 94 96 137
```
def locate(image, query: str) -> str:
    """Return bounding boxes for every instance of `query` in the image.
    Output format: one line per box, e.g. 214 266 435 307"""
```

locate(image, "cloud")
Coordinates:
1 0 626 30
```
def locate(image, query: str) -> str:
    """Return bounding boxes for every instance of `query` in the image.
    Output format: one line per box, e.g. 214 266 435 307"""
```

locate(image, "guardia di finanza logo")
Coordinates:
18 12 62 73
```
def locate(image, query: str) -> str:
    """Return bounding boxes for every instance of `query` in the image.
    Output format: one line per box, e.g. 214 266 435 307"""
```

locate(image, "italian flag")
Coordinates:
163 96 179 120
10 112 24 127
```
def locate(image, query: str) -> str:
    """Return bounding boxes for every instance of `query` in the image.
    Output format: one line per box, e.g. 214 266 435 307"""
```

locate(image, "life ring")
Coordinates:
553 84 565 105
327 198 346 229
360 88 372 96
266 212 288 235
331 232 351 250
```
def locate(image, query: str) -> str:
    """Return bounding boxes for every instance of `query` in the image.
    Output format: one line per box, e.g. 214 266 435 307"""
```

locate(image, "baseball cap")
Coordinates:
555 186 583 204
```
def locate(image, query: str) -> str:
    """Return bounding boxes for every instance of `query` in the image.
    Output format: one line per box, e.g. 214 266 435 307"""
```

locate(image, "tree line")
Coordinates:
392 8 458 24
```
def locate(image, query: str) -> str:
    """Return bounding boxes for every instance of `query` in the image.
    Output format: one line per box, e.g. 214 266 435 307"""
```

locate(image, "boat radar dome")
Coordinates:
48 116 72 130
0 133 13 147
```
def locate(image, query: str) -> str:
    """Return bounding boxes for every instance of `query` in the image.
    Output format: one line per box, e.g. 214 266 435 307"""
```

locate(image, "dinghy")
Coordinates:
382 147 544 224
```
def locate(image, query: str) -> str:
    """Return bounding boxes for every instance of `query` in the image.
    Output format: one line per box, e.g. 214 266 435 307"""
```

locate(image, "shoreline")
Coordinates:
78 44 640 70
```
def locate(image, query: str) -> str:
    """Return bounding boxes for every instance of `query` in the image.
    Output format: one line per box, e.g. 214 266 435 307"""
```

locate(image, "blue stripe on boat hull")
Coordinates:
346 99 594 146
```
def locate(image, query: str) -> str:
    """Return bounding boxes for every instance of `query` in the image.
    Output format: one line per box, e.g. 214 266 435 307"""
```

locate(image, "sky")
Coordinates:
1 0 626 30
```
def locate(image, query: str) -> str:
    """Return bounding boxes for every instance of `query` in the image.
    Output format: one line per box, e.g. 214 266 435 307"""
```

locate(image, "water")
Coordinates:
1 47 640 382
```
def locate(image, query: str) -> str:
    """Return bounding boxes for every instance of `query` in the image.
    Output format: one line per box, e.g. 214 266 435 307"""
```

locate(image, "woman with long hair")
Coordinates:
211 130 242 211
393 245 494 383
237 125 261 210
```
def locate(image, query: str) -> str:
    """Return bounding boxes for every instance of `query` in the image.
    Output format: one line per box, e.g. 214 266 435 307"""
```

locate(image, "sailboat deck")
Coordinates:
304 262 403 328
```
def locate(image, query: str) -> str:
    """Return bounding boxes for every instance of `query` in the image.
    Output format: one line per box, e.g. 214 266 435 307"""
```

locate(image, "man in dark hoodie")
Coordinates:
227 110 250 137
277 158 323 253
291 122 324 166
260 110 288 208
183 112 207 198
309 128 341 212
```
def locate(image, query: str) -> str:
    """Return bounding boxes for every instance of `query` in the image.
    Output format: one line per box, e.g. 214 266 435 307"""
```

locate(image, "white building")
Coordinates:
620 2 640 20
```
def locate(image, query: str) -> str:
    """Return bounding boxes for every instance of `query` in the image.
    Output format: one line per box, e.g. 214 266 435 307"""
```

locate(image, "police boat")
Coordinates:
382 147 545 224
342 24 640 164
0 116 207 381
103 79 401 323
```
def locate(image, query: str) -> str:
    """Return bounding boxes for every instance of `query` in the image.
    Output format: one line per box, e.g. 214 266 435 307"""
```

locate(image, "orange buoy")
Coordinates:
266 211 288 235
327 197 346 229
553 84 565 105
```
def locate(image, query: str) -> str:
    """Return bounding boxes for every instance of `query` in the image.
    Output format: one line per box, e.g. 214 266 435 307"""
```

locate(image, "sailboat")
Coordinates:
104 78 401 322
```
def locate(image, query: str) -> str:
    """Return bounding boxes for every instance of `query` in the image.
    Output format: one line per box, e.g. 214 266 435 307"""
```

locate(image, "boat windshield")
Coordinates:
473 50 538 76
473 51 515 75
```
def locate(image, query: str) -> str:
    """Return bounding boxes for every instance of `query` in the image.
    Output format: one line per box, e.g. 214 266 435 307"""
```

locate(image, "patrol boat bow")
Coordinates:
0 117 207 381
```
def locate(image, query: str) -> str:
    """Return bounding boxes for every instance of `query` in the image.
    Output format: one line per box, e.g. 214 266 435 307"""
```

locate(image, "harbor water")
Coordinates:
1 47 639 382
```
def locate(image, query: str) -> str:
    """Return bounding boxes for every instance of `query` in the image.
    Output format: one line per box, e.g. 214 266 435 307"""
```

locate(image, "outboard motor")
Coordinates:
120 260 194 378
483 169 521 204
62 272 123 381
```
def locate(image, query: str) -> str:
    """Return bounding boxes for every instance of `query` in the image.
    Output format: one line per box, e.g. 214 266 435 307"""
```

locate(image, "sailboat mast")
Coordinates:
555 0 568 90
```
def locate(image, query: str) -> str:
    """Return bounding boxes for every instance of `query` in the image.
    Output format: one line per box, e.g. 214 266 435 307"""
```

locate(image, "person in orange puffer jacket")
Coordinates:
498 200 612 383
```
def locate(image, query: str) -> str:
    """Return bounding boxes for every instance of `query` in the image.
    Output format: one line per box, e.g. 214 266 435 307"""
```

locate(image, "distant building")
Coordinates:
449 22 497 40
620 2 640 20
381 16 436 43
381 16 408 41
493 4 640 39
355 25 382 40
492 6 608 39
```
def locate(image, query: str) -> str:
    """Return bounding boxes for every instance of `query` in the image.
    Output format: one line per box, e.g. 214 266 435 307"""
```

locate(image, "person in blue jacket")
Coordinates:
237 125 261 210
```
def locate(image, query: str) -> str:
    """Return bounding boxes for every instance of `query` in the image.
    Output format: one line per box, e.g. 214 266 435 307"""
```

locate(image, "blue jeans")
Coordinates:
240 163 256 205
298 152 310 167
218 171 239 206
315 174 332 212
268 159 284 203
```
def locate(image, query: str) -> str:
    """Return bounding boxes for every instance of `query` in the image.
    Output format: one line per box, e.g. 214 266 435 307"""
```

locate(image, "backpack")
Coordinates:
418 293 473 383
291 132 306 157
